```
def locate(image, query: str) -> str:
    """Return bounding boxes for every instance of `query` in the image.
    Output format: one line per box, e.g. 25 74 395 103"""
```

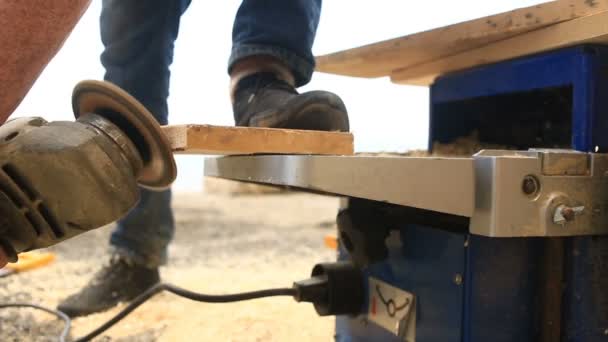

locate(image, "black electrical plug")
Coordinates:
293 261 365 316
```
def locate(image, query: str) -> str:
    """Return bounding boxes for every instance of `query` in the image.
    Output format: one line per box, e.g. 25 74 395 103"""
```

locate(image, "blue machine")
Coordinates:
336 45 608 342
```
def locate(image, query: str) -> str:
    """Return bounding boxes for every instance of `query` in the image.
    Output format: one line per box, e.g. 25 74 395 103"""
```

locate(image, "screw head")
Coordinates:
522 175 540 196
453 273 463 286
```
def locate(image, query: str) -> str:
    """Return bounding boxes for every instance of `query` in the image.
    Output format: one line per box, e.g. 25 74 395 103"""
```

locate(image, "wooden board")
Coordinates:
162 124 354 155
315 0 608 79
391 10 608 85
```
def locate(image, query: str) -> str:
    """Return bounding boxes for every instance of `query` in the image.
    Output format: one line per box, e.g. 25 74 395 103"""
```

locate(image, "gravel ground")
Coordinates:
0 192 340 342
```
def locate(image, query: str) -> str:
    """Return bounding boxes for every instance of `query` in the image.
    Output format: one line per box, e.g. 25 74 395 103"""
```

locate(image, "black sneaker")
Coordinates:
57 255 159 317
233 72 349 132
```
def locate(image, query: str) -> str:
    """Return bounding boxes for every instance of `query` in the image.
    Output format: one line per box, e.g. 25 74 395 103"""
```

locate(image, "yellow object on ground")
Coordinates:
0 252 55 276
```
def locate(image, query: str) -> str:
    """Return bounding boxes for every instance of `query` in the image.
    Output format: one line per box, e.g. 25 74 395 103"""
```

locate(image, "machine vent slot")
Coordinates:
0 164 45 237
2 164 38 201
38 204 64 239
24 211 42 237
0 182 24 208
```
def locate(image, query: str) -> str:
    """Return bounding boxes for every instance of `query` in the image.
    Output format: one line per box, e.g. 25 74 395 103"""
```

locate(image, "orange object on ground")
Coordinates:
324 234 339 251
0 252 55 277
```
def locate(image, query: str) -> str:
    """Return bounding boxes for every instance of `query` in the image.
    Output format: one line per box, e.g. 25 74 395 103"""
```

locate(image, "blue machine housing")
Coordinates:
336 45 608 342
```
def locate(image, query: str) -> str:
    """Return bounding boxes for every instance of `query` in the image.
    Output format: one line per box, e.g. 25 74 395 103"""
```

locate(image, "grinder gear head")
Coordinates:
0 81 176 262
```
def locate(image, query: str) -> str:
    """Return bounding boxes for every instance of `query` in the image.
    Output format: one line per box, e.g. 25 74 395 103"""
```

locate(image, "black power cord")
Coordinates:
74 283 297 342
1 262 364 342
1 284 295 342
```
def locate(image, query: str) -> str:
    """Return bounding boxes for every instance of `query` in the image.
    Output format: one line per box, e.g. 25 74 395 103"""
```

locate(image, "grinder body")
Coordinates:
0 81 176 262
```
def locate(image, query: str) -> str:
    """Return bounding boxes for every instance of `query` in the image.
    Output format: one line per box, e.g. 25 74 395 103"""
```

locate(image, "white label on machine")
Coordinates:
368 277 416 342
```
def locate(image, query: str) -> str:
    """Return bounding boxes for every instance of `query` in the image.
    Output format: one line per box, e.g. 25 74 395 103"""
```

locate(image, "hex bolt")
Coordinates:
522 175 540 196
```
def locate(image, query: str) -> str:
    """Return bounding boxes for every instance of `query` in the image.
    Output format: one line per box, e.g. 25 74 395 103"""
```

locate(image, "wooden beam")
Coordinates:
162 124 354 155
315 0 608 79
390 10 608 85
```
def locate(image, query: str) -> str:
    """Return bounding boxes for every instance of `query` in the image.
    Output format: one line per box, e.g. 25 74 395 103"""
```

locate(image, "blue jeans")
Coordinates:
101 0 322 267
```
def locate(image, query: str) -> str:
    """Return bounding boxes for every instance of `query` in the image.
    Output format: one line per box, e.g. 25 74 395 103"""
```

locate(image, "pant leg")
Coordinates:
229 0 322 87
100 0 191 268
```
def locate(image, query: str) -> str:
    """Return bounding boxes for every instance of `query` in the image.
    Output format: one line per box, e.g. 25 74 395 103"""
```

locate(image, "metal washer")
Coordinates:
72 80 177 189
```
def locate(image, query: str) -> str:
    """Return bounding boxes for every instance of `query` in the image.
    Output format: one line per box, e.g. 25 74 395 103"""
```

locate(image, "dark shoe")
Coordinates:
57 255 159 317
233 72 349 132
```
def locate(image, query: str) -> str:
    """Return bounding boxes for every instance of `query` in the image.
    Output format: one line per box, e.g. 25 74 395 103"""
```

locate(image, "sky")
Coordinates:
12 0 545 191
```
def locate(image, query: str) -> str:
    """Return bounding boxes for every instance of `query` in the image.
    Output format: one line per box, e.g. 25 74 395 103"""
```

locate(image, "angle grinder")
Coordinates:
0 80 176 262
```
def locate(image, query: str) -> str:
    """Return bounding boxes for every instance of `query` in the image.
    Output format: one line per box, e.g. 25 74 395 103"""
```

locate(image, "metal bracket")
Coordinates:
204 149 608 238
470 149 608 237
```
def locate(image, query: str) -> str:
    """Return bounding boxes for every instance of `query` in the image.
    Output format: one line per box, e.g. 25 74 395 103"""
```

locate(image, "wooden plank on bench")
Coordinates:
390 10 608 85
162 124 354 155
315 0 608 79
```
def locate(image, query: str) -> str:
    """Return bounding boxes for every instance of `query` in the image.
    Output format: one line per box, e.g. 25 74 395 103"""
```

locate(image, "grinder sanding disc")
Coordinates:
72 80 177 190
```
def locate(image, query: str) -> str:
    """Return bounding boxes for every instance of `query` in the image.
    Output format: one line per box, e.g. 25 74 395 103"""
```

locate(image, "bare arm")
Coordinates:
0 0 91 124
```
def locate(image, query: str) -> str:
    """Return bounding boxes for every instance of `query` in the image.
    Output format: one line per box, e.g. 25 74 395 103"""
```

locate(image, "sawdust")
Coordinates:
361 131 510 158
430 132 510 156
0 193 340 342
